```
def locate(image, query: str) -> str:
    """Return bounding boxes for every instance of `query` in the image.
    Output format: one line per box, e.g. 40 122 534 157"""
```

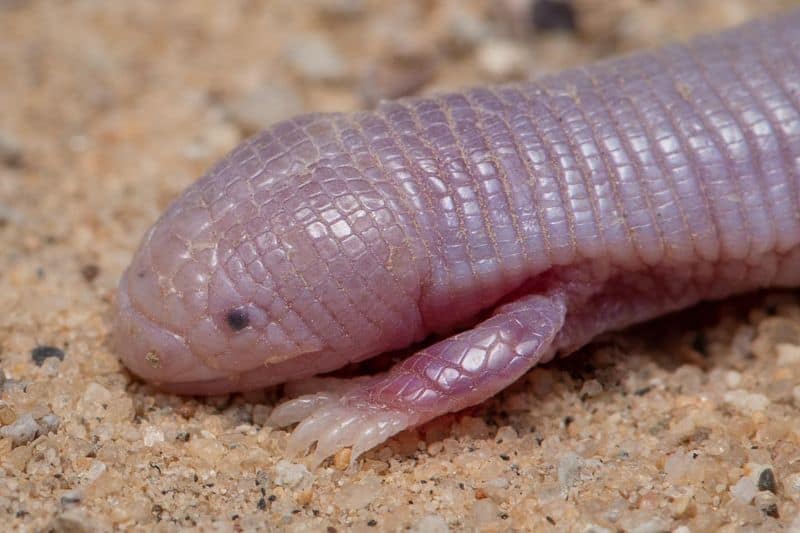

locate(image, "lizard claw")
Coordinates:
269 390 411 468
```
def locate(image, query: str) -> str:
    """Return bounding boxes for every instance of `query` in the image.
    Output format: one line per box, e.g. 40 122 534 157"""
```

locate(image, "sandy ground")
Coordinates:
2 0 800 531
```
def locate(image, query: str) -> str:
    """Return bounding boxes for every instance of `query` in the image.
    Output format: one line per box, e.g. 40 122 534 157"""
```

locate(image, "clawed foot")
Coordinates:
268 379 412 468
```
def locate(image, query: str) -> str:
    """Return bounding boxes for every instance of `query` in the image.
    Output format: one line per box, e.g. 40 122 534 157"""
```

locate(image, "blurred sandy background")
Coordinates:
2 1 800 531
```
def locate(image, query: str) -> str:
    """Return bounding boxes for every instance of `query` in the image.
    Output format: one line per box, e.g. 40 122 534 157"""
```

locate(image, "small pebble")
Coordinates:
758 468 778 493
284 35 348 83
339 474 380 509
476 40 529 80
0 401 17 425
411 514 449 533
30 345 65 367
723 389 770 412
38 413 60 435
557 452 583 491
143 426 165 447
471 499 499 526
360 52 435 107
60 490 83 506
580 379 603 398
0 130 23 168
482 477 509 503
532 0 577 33
224 86 304 135
755 491 779 518
438 6 489 56
333 448 351 470
312 0 364 19
584 526 613 533
49 510 93 533
723 370 742 388
775 343 800 366
785 473 800 500
731 476 757 503
186 437 225 464
0 414 40 446
273 459 311 489
627 517 671 533
454 416 489 439
80 264 100 282
495 425 518 443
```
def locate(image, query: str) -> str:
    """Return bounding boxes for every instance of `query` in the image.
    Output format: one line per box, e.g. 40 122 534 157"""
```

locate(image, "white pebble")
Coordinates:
557 452 583 491
83 382 112 403
86 460 107 482
411 514 449 533
313 0 364 18
583 525 612 533
776 343 800 366
723 389 770 412
784 472 800 500
273 459 311 489
730 476 757 503
285 35 347 82
629 517 670 533
495 425 518 442
580 379 603 398
471 499 498 526
0 414 40 446
224 86 303 134
39 413 60 434
664 451 692 483
338 474 380 509
143 426 165 447
724 370 742 388
476 40 528 80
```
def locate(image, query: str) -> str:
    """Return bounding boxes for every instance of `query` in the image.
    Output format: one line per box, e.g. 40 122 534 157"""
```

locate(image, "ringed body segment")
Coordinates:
115 11 800 464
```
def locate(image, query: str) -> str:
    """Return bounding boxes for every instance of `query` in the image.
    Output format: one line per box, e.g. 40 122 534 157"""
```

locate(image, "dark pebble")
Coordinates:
0 131 23 168
758 468 777 493
257 497 267 510
152 504 164 522
31 345 65 366
367 519 377 527
691 331 709 356
80 264 100 282
532 0 576 32
762 503 779 518
60 492 82 506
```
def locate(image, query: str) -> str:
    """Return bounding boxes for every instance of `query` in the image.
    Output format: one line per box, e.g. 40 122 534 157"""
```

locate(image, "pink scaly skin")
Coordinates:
114 11 800 466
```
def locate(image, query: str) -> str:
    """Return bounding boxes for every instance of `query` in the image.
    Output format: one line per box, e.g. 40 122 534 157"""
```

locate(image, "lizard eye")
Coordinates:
225 306 250 331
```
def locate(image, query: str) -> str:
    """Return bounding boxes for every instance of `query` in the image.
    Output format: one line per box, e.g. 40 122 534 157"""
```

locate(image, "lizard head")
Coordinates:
113 115 427 394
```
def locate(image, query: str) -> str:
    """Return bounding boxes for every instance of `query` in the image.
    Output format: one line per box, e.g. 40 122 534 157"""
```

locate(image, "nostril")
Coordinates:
225 306 250 331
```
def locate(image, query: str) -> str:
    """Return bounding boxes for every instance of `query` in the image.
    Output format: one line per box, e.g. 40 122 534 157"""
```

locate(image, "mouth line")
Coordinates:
116 269 198 372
